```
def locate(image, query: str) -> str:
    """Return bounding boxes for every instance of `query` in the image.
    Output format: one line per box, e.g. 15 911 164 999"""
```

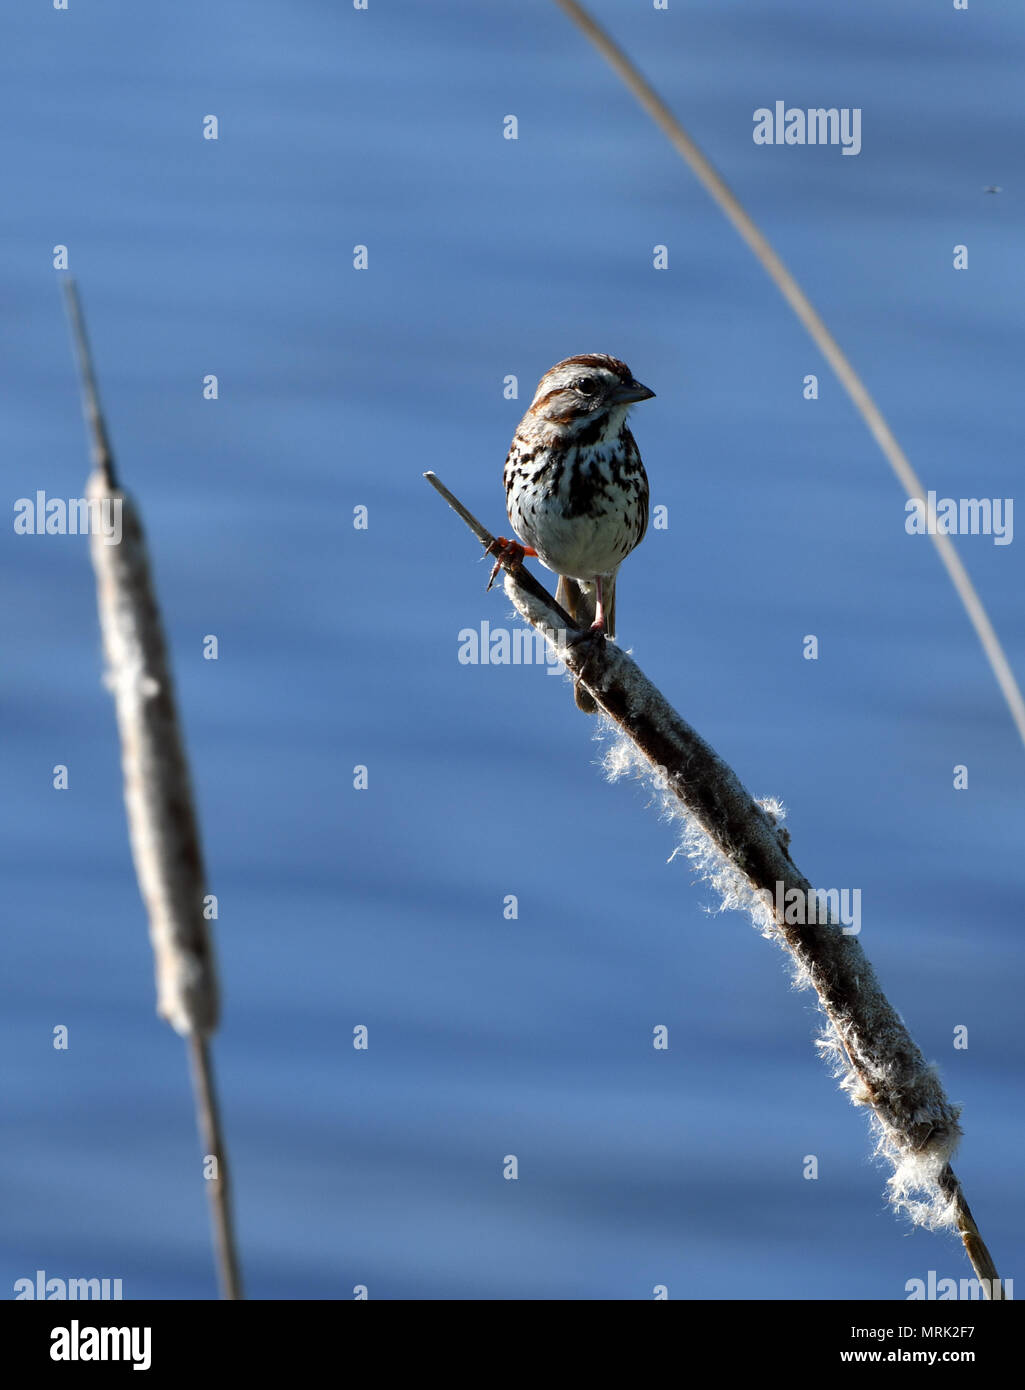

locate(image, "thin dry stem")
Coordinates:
553 0 1025 755
189 1037 244 1300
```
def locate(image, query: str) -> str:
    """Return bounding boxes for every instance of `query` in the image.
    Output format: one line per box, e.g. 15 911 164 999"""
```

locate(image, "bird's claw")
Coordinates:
485 536 534 591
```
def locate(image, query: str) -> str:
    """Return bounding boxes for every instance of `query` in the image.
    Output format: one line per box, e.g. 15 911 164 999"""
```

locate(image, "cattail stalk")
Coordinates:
65 278 243 1300
426 469 1004 1298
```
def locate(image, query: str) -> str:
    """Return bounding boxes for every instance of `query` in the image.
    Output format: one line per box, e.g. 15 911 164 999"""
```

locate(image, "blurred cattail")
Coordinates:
87 468 218 1037
66 278 242 1300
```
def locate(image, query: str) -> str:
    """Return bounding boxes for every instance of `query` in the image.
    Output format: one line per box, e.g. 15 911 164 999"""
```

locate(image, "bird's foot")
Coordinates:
567 621 606 648
485 536 537 591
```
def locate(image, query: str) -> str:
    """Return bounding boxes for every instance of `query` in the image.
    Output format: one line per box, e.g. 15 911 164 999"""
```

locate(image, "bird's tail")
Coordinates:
556 575 617 714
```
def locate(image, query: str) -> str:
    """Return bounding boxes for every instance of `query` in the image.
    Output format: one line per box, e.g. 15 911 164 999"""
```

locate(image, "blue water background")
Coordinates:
2 1 1022 1299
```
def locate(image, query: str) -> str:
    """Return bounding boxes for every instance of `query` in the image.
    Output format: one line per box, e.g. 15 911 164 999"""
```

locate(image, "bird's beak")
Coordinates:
611 379 656 405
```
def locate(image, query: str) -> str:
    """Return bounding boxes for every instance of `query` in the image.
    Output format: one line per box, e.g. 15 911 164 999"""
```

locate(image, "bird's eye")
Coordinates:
574 376 597 393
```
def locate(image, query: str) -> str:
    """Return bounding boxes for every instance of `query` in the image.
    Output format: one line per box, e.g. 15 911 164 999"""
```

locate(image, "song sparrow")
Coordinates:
500 353 654 712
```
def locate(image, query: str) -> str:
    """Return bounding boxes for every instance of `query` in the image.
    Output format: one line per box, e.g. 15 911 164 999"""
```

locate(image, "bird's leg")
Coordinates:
485 536 537 591
567 578 607 647
591 576 607 632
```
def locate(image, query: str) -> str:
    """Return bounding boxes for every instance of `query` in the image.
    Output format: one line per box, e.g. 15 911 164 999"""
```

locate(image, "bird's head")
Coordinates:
526 354 655 434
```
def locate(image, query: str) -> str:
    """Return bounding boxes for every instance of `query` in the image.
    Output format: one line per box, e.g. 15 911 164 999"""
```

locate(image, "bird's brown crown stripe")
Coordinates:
555 354 632 379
